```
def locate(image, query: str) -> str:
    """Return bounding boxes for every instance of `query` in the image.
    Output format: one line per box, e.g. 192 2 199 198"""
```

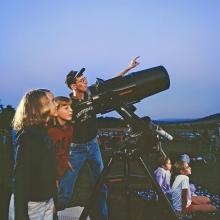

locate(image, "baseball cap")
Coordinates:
65 68 86 88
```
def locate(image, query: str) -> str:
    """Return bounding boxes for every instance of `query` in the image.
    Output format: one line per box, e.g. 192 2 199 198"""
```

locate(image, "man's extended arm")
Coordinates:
115 56 140 77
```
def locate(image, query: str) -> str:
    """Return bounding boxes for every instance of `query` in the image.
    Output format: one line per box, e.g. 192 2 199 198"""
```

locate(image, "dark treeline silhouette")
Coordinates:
0 104 15 219
0 105 15 129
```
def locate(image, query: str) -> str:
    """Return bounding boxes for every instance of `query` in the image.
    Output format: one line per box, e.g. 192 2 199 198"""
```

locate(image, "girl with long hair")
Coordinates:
9 89 57 220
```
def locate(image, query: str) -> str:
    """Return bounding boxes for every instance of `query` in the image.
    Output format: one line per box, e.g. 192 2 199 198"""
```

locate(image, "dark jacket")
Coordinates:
13 125 56 220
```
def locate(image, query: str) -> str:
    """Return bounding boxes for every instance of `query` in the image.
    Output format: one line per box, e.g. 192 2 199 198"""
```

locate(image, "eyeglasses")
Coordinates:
76 77 87 83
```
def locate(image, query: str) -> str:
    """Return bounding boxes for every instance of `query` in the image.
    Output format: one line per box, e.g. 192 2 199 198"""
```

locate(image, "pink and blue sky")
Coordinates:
1 1 219 119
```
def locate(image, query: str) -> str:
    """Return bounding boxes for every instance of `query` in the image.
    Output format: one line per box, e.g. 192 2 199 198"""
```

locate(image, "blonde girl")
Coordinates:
9 89 57 220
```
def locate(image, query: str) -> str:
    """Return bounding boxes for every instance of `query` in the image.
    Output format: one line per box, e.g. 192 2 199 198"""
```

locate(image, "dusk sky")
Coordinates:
1 1 220 120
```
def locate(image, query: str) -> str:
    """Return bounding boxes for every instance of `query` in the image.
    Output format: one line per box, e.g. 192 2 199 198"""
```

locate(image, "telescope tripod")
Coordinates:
79 147 177 220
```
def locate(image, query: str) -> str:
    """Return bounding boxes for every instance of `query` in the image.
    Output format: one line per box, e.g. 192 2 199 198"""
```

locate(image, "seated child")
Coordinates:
171 161 216 214
179 154 196 195
154 157 172 197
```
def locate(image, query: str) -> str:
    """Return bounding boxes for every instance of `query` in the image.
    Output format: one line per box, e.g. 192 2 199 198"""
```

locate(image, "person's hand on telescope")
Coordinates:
115 56 140 77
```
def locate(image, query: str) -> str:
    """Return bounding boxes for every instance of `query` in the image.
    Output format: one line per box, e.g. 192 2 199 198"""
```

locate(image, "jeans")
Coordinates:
59 137 108 220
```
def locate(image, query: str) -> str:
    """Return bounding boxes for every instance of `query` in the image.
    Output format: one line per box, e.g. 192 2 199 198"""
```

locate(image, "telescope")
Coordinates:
88 65 170 114
79 66 177 220
86 65 173 141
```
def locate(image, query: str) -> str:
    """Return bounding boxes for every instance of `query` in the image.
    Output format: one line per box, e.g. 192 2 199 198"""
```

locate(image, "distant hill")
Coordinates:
195 113 220 122
155 113 220 125
97 113 220 128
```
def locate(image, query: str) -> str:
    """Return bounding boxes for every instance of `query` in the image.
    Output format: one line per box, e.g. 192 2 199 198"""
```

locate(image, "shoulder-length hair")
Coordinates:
12 89 53 131
55 96 72 108
158 156 171 167
170 161 186 185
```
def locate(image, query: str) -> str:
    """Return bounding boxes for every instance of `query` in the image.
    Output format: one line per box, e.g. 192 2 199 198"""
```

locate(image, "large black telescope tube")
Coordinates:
89 66 170 114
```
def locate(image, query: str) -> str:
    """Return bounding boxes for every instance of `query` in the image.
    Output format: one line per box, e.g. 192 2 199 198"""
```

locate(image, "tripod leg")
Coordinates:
137 156 177 220
79 157 114 220
124 156 132 220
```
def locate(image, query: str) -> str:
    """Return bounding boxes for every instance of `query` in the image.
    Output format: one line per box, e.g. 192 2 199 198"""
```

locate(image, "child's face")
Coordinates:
57 104 72 121
163 159 172 171
180 162 191 175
